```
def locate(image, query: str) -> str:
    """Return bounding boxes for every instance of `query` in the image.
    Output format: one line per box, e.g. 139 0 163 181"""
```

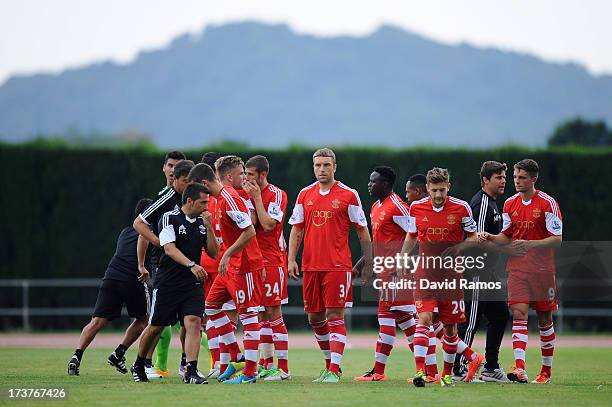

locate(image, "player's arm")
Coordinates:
218 225 256 275
163 242 207 281
133 216 160 247
136 234 150 283
243 180 278 232
158 217 207 280
288 226 304 279
518 235 562 249
355 226 373 283
400 233 418 256
518 205 563 249
202 211 219 259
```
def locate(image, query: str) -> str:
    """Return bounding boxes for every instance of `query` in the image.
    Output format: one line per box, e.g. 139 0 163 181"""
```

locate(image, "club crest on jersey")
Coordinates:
332 199 340 209
415 301 423 309
379 210 386 220
198 225 206 235
533 208 541 218
447 214 456 225
178 225 187 235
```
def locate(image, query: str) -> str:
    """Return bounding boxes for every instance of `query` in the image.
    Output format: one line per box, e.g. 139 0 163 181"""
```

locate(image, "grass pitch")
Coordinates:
1 346 611 406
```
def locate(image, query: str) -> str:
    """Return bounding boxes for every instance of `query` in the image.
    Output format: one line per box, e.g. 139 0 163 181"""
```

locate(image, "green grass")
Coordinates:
1 347 611 406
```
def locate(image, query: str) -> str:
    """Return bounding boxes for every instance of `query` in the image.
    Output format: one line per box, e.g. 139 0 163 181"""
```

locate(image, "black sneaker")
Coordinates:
184 373 208 384
67 355 80 376
108 352 128 374
131 364 149 383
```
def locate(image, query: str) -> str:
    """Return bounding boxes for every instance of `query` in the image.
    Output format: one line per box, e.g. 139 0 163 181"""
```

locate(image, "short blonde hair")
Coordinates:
426 167 450 184
313 148 336 164
215 155 244 180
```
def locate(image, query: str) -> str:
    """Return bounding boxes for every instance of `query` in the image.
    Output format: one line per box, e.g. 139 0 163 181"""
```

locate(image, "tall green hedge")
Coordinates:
1 145 610 280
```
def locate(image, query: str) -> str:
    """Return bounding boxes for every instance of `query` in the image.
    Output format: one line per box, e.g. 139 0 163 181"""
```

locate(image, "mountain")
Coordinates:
1 21 611 147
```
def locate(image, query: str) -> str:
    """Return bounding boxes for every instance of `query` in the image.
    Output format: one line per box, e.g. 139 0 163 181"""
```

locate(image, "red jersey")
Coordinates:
409 196 476 268
289 181 367 272
251 183 288 268
200 195 222 274
371 192 411 251
236 189 265 272
217 186 255 274
501 190 563 275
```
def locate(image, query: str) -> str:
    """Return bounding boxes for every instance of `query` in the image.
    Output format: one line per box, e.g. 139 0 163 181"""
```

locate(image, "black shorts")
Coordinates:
92 279 150 321
149 284 204 326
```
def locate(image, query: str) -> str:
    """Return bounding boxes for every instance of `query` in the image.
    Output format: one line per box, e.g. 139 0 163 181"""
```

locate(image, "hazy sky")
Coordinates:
1 0 611 85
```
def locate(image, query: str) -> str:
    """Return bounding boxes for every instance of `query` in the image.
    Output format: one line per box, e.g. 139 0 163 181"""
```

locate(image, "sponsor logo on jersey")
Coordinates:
512 211 519 217
178 225 187 235
422 216 429 222
516 220 535 230
306 200 313 206
312 210 334 226
426 227 450 237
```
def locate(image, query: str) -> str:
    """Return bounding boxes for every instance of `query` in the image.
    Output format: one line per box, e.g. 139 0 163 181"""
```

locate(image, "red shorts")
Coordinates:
378 274 414 310
508 272 558 312
205 270 263 313
203 272 236 311
302 271 353 313
378 300 416 313
416 300 466 324
261 265 289 307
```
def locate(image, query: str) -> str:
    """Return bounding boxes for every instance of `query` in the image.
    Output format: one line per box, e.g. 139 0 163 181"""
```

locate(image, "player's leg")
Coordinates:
153 326 172 374
453 281 479 380
222 270 262 384
108 317 147 374
506 272 531 383
531 273 558 383
68 317 108 375
534 310 554 382
508 302 530 383
412 307 433 387
204 275 236 379
355 303 394 381
68 279 120 375
108 280 149 373
304 272 331 381
182 315 205 383
480 300 510 382
266 305 290 380
319 271 351 383
258 312 274 373
259 265 290 380
131 287 178 382
180 286 207 384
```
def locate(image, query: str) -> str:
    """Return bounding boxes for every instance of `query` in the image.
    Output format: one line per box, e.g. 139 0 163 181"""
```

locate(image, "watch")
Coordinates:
187 261 196 269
